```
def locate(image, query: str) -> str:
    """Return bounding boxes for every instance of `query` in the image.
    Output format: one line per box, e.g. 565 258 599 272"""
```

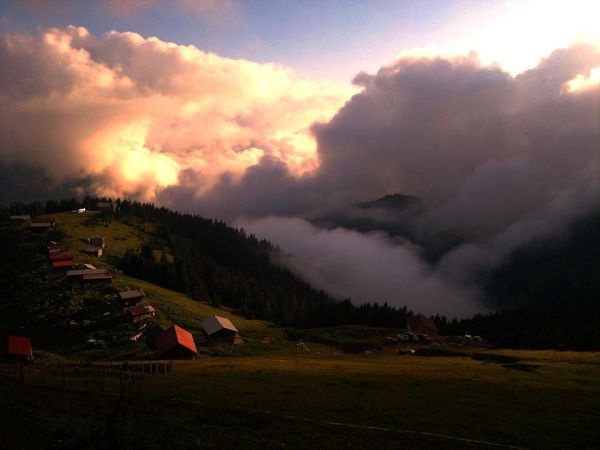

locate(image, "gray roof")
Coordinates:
66 268 106 277
30 222 52 227
118 289 145 300
201 315 239 335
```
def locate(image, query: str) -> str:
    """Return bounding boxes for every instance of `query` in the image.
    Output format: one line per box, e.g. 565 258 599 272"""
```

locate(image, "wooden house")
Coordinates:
67 268 106 278
117 289 145 307
49 252 73 262
30 221 54 232
52 260 73 270
10 215 31 224
201 315 242 346
88 235 106 248
156 325 197 358
407 314 438 337
2 335 33 361
96 201 116 213
82 246 103 257
127 304 156 323
81 273 112 283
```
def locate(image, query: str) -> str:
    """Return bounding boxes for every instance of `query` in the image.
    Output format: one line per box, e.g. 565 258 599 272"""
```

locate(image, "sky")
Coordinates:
1 0 599 317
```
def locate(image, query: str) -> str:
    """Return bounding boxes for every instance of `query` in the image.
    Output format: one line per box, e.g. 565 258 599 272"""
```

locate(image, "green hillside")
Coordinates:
0 210 275 361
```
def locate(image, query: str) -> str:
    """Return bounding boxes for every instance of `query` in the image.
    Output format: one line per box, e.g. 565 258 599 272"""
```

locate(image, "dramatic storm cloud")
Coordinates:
0 26 351 201
221 44 599 315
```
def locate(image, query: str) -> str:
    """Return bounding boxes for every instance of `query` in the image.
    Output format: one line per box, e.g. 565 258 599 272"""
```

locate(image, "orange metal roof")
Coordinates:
156 324 197 355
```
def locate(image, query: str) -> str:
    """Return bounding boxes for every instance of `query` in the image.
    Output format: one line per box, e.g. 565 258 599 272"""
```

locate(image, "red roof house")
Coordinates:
53 260 73 269
156 325 197 358
49 252 73 262
3 335 33 360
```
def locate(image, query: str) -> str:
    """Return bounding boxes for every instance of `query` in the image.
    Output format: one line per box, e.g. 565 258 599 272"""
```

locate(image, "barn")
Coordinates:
156 325 197 358
407 314 439 337
201 315 242 346
2 335 33 361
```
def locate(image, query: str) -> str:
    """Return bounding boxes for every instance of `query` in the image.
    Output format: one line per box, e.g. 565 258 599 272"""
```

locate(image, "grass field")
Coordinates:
1 348 599 449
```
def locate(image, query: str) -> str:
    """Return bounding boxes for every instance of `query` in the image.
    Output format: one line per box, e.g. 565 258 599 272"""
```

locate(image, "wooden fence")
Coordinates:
2 359 174 392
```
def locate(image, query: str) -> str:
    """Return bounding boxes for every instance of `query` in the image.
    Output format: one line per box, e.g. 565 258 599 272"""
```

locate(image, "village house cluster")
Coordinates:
4 204 244 362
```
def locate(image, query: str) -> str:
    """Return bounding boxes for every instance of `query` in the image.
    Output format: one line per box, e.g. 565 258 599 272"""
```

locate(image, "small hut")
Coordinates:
10 215 31 224
52 260 73 270
67 268 106 278
2 335 33 361
96 201 116 214
117 289 145 307
156 325 197 358
127 304 156 323
407 314 438 337
30 222 54 232
49 251 73 262
201 315 242 346
81 273 112 283
82 246 103 257
88 235 106 248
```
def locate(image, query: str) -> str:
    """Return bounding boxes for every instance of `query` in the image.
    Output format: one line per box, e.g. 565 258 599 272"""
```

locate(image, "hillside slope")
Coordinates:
0 211 274 360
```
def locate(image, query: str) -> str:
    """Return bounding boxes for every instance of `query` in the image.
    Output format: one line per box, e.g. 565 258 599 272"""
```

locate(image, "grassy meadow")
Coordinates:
1 348 599 449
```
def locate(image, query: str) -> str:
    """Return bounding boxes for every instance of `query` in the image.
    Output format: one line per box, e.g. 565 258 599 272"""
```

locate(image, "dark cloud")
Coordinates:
162 44 600 315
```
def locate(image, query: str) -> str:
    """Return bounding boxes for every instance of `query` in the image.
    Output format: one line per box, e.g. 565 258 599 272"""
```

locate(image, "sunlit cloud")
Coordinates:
0 26 352 200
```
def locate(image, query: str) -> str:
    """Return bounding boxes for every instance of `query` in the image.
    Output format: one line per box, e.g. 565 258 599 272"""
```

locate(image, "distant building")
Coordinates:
10 215 31 224
96 201 116 213
2 335 33 361
82 246 103 257
156 325 197 358
201 315 242 346
67 268 106 277
407 314 438 337
127 304 156 323
30 221 54 232
49 252 73 262
117 288 145 307
52 260 73 269
81 273 112 283
88 235 105 248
